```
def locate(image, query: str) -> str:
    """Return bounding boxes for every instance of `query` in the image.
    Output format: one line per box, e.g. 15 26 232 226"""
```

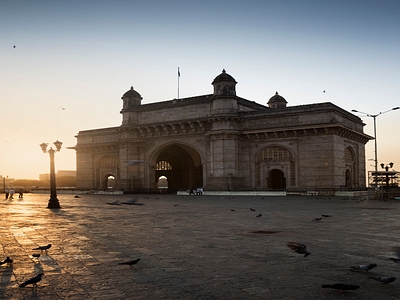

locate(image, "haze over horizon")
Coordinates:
1 0 399 181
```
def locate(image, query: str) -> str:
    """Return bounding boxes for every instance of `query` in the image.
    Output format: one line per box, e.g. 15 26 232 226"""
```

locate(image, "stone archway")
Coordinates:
153 144 203 193
97 156 118 190
106 175 115 189
256 146 295 189
344 147 356 188
345 169 352 189
268 169 286 189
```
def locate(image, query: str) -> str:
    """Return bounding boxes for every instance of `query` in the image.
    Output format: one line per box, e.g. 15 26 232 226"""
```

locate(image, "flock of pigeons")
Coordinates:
285 216 400 292
2 202 399 295
1 242 141 292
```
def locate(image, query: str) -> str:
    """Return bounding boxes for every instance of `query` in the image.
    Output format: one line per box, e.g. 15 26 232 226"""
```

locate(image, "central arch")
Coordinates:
152 143 203 193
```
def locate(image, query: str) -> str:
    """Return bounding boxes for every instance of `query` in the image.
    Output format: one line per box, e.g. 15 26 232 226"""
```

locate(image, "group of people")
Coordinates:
4 189 23 199
189 187 204 195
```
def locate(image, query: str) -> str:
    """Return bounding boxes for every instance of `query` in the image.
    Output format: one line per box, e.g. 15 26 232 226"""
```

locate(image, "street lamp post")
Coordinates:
40 140 63 209
351 107 399 197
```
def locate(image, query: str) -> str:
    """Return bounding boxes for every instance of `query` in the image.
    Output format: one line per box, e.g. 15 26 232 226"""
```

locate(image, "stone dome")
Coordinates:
212 69 237 84
122 86 142 99
268 92 287 108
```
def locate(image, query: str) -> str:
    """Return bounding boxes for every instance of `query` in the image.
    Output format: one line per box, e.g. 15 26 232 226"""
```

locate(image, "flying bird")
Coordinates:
124 160 149 166
32 244 52 252
118 258 141 267
0 257 13 267
13 45 16 48
350 263 377 271
369 276 396 284
321 283 360 291
19 273 44 288
287 242 311 257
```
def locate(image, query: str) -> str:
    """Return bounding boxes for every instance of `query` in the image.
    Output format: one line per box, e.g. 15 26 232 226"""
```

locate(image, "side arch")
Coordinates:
96 155 119 190
344 146 356 189
256 146 295 189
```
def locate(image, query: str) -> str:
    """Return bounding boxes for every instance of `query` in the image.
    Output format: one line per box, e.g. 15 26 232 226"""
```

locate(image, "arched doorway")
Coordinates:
157 175 168 193
153 144 203 193
107 175 115 189
344 147 356 188
256 146 294 189
345 169 352 189
268 169 286 189
97 156 118 190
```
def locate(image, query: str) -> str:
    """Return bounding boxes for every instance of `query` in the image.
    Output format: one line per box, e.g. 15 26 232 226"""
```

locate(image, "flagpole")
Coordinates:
178 67 180 100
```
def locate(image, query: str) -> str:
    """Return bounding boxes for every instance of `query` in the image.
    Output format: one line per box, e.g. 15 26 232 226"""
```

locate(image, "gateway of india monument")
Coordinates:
71 69 371 193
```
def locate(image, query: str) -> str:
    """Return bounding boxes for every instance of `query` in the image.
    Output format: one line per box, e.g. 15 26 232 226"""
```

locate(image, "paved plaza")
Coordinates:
1 193 400 299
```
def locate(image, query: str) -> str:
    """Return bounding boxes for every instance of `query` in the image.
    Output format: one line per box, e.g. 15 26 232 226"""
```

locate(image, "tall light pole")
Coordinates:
40 140 63 209
351 107 399 192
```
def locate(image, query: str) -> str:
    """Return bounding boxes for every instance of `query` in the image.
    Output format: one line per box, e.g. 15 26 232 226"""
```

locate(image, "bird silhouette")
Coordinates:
313 217 322 222
369 276 396 284
32 253 41 259
321 283 359 291
250 208 256 211
256 213 262 217
0 257 13 267
13 45 16 48
321 214 332 217
32 244 52 252
287 242 310 257
350 263 377 271
118 258 141 267
19 273 44 288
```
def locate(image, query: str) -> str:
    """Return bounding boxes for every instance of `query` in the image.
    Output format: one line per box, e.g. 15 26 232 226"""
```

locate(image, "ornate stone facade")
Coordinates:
72 70 371 192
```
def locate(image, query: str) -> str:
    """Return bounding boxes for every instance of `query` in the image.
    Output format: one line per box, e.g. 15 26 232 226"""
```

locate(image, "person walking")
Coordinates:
9 189 14 199
5 189 9 199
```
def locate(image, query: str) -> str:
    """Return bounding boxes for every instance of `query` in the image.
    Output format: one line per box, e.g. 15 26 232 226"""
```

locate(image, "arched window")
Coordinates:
156 160 172 170
258 146 293 161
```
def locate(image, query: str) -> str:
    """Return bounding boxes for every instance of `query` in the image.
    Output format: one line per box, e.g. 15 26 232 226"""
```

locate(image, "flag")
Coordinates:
178 67 180 77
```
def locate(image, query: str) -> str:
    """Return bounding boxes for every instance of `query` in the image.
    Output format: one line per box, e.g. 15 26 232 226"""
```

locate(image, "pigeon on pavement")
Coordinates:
32 254 41 259
369 276 396 284
389 247 400 264
350 263 377 271
0 257 13 267
19 273 44 288
118 258 141 267
313 217 322 222
287 242 311 257
321 214 332 217
321 283 360 291
250 208 256 211
32 244 52 252
256 213 262 217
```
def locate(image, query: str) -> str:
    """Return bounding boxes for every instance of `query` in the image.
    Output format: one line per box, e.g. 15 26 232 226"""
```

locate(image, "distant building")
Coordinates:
39 170 76 182
72 69 371 192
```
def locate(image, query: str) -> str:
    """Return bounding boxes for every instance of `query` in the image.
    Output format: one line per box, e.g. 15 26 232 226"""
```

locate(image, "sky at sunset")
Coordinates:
1 0 399 181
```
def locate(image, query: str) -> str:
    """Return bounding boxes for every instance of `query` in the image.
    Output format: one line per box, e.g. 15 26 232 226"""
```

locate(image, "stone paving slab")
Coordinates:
1 194 400 299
